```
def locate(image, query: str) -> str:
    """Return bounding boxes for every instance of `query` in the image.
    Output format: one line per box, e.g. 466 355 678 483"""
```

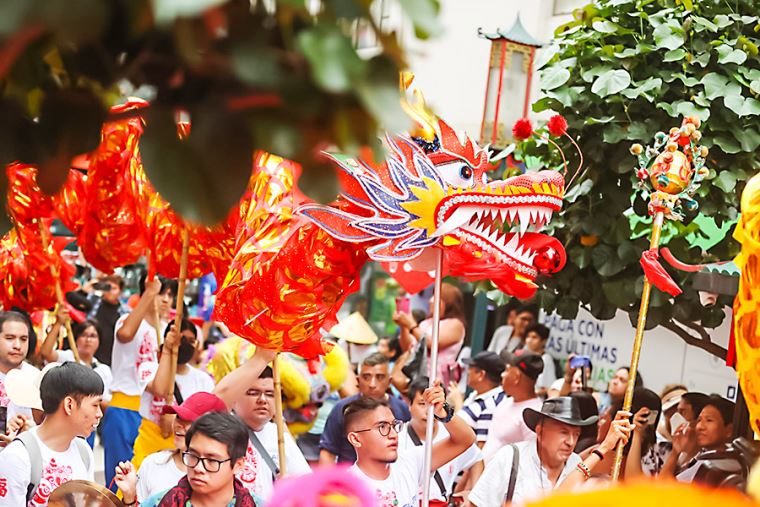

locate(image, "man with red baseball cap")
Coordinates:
132 392 228 503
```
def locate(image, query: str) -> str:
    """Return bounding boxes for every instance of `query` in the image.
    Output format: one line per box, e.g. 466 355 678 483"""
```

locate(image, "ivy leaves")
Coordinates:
591 69 631 97
513 0 760 332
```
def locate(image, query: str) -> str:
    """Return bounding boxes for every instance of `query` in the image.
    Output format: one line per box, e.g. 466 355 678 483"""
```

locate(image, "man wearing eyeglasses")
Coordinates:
231 365 310 500
116 412 257 507
345 381 476 507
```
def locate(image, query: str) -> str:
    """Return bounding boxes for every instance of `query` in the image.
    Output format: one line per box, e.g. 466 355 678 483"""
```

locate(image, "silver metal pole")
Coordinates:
420 248 444 507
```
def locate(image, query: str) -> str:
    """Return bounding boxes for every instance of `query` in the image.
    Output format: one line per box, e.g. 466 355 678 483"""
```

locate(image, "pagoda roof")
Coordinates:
478 14 544 47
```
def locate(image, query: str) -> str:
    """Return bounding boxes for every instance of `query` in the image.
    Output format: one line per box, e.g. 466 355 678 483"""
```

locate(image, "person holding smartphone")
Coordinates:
623 388 664 478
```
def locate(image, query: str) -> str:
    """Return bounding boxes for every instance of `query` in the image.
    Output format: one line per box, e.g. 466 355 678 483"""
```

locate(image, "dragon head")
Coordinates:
299 118 566 299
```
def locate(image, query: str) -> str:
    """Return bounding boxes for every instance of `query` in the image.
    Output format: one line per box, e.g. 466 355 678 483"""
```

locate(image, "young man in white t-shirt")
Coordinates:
399 377 482 506
0 362 103 507
135 391 229 502
346 382 476 507
131 319 215 470
101 275 176 490
231 366 311 501
0 311 39 444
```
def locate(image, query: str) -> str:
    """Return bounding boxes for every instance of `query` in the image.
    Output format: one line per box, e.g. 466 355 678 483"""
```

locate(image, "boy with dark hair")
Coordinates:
0 362 103 506
523 323 556 396
399 377 482 506
117 412 256 507
454 351 506 446
346 381 475 507
320 352 411 465
102 275 177 490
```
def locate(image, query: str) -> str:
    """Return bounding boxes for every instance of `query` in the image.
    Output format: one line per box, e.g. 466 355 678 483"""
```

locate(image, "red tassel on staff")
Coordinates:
640 248 682 297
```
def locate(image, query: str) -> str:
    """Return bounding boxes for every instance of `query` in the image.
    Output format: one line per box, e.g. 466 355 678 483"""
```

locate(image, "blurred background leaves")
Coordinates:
0 0 442 225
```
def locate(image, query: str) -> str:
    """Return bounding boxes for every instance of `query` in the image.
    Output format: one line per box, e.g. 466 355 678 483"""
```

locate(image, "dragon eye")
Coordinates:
438 162 475 188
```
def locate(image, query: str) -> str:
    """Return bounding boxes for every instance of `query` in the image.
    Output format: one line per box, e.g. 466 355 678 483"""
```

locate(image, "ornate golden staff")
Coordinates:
611 116 710 480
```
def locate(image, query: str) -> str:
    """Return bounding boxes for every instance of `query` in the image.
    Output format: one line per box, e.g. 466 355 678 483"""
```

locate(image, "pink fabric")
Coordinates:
419 318 465 385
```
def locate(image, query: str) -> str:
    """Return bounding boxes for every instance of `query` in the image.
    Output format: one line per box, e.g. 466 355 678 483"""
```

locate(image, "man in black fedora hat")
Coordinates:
469 396 634 507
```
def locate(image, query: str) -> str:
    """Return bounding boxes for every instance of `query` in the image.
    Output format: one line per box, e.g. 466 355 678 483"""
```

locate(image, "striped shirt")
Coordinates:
457 386 506 442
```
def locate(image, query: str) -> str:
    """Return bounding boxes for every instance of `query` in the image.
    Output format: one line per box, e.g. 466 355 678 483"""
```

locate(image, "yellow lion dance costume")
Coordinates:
205 336 349 434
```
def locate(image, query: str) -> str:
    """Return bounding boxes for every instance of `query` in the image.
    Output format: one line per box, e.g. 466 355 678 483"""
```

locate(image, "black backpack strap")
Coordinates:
407 425 448 501
504 443 520 503
173 383 184 405
247 428 279 481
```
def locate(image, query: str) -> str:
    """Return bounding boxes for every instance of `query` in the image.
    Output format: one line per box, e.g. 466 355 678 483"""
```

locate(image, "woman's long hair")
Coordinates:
440 282 466 327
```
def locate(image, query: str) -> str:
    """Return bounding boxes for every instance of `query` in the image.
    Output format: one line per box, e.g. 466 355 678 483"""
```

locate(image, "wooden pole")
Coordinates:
272 353 287 477
611 211 664 480
38 220 80 363
421 248 444 507
166 229 190 401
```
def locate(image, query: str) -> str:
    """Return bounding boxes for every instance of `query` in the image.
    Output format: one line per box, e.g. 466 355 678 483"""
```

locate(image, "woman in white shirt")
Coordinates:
39 311 113 408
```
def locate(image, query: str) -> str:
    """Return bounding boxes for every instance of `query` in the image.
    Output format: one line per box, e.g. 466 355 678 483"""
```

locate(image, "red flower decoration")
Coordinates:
547 114 568 137
512 118 534 141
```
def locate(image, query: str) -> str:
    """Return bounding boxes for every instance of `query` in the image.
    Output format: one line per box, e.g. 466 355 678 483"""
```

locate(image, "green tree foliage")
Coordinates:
513 0 760 347
0 0 441 227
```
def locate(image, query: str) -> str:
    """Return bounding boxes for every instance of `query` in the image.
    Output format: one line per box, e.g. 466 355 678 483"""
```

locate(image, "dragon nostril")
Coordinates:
534 246 562 274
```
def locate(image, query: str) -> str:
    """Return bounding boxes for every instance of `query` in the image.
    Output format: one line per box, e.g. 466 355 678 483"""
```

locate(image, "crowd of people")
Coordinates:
0 277 749 507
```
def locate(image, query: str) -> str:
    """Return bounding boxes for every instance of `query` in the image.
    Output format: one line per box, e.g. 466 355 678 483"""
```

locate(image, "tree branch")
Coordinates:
662 319 727 360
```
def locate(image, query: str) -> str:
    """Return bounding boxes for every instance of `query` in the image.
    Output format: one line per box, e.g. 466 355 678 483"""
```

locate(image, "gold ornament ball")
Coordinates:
650 150 693 194
630 144 644 155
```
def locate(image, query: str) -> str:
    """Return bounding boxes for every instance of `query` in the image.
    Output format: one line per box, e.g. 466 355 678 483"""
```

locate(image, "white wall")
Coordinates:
540 308 738 399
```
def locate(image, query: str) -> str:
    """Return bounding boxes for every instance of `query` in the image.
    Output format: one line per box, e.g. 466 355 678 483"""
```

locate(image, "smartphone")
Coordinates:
569 355 591 369
645 410 659 425
670 412 688 433
395 296 410 314
93 282 112 292
447 364 460 384
0 406 6 435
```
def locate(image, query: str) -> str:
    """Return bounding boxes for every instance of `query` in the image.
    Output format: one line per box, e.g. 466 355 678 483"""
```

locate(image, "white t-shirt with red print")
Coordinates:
0 428 94 507
236 421 310 499
110 315 166 397
349 446 427 507
0 362 37 427
137 366 214 424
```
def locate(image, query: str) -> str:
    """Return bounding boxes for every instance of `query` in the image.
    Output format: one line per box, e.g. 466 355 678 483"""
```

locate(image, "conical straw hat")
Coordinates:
329 312 379 345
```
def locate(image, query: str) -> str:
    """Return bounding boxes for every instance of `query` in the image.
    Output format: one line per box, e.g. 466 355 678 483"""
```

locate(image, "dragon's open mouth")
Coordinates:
434 180 564 278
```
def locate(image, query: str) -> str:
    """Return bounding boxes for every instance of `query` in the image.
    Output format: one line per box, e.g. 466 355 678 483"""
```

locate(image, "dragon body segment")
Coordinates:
216 119 568 357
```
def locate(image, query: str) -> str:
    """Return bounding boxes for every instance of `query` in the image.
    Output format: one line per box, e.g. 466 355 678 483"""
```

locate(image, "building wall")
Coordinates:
406 0 586 137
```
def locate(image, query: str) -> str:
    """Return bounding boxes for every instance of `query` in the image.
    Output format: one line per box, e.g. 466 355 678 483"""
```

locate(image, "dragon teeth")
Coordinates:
505 234 519 251
518 209 530 235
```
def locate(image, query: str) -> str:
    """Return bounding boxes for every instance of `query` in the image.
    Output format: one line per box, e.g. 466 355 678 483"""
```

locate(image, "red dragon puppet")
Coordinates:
214 89 571 357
